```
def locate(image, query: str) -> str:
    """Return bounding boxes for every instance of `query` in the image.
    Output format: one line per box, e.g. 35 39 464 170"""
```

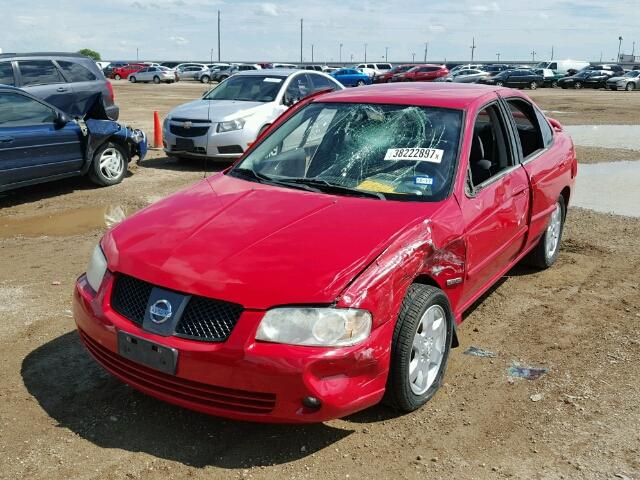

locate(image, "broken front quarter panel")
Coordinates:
336 195 466 330
81 119 148 165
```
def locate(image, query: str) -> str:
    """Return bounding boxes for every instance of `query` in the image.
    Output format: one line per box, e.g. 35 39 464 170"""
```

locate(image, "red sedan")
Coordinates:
74 83 576 423
373 64 418 83
397 64 449 82
111 63 147 80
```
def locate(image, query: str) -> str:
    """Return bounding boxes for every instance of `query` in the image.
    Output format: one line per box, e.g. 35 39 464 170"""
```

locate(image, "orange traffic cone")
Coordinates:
153 111 163 148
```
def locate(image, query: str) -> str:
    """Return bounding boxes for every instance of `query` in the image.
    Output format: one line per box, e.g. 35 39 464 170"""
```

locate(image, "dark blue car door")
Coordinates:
0 91 84 188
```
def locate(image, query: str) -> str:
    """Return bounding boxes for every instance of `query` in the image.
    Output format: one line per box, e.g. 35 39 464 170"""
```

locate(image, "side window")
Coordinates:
18 60 65 86
367 64 375 69
0 93 57 127
468 104 514 187
534 109 553 147
0 62 16 86
309 74 338 92
505 99 545 158
549 62 557 70
57 61 97 82
285 74 311 101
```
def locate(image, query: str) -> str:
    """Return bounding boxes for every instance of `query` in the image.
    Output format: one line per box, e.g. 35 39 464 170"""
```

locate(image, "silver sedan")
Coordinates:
128 66 177 84
444 69 490 83
606 71 640 91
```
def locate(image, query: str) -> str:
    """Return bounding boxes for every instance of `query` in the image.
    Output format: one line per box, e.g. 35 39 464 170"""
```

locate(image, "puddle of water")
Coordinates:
565 125 640 150
0 205 129 239
573 161 640 218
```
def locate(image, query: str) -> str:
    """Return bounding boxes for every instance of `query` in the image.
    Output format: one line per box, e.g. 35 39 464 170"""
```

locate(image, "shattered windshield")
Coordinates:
203 75 285 102
230 102 462 201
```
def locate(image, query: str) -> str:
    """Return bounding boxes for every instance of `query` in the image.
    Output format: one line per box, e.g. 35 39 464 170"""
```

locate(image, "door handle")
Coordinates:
0 136 14 143
56 87 68 92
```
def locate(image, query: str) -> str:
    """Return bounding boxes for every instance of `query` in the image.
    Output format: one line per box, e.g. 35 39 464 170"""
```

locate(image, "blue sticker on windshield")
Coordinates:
414 175 434 186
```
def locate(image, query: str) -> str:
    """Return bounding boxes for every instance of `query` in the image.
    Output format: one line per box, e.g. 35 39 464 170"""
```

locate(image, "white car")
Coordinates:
128 66 177 84
163 69 344 161
356 63 392 77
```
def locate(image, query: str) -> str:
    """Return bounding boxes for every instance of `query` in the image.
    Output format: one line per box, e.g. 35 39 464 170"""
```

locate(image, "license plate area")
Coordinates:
175 137 194 150
117 331 178 375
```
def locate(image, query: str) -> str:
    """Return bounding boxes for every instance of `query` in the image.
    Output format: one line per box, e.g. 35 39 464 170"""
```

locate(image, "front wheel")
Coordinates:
526 196 566 268
529 81 538 90
384 284 453 412
88 142 128 187
129 76 136 83
201 75 210 83
114 74 121 80
153 76 160 84
626 82 635 91
495 81 504 87
574 81 583 89
551 80 559 88
356 80 365 86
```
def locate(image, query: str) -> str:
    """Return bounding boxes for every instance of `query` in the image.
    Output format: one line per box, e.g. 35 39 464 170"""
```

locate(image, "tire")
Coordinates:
386 78 393 83
625 83 635 91
219 75 228 81
153 76 160 84
129 76 136 83
574 81 582 89
88 142 128 187
551 80 559 88
114 74 121 80
201 75 210 83
384 284 453 412
495 81 504 87
529 81 538 90
356 80 365 86
526 196 566 269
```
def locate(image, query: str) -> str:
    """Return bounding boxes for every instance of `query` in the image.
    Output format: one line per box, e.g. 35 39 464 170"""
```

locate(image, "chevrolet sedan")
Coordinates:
74 83 577 423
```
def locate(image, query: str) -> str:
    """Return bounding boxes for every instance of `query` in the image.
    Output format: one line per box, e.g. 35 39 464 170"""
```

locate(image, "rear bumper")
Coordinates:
73 274 390 423
106 104 120 121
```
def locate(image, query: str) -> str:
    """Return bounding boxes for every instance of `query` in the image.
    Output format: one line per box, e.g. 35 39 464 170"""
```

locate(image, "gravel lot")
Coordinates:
0 82 639 480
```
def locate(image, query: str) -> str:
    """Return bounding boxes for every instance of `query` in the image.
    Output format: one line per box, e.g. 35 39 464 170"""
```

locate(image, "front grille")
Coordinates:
170 125 209 137
79 329 276 414
111 274 243 342
217 145 244 154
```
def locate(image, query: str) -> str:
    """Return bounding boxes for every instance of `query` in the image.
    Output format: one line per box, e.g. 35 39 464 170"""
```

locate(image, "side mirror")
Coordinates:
54 111 69 128
283 95 299 107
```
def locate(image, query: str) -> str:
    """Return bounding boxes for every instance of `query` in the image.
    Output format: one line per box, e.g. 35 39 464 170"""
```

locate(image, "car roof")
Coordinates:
313 82 503 110
235 68 318 77
0 52 87 59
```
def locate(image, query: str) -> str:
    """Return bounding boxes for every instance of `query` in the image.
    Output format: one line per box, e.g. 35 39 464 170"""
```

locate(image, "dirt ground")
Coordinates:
0 81 639 480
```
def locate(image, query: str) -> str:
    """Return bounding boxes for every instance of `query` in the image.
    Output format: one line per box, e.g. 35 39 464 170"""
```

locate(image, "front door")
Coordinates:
459 102 530 306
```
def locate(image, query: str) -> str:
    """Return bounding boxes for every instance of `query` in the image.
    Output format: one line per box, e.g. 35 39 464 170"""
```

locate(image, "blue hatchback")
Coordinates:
0 86 146 193
330 68 372 87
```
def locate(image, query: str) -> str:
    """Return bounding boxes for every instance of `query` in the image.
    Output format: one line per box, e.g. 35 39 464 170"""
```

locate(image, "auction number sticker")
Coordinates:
384 148 444 163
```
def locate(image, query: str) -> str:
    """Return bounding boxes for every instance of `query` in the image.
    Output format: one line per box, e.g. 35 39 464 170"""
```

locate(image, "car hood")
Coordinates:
607 76 630 82
168 99 268 122
103 174 442 309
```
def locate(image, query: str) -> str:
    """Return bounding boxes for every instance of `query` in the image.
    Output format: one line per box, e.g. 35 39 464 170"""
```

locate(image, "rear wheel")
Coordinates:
626 82 635 91
356 80 365 86
153 76 160 84
219 75 228 81
526 196 566 269
114 74 121 80
384 284 453 412
129 76 136 83
88 142 128 187
201 75 210 83
495 81 504 87
529 81 538 90
551 80 559 88
574 81 583 89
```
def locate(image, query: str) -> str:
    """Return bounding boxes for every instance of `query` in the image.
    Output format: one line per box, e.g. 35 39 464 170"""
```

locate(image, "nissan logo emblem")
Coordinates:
149 299 173 324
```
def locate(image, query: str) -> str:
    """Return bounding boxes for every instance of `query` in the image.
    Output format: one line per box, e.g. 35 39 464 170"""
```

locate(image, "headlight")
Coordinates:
86 244 108 293
217 118 246 133
255 307 372 347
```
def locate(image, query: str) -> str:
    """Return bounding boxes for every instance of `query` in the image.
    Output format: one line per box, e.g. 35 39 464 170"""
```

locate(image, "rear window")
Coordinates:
18 60 65 86
378 64 392 70
309 74 338 91
57 61 97 82
0 62 15 86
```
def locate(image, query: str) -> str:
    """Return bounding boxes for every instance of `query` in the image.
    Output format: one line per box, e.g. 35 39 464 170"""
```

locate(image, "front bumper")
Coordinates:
162 121 254 160
73 274 390 423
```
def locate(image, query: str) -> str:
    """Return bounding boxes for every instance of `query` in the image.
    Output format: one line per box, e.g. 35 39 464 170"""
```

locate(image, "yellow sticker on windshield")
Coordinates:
384 148 444 163
357 180 397 193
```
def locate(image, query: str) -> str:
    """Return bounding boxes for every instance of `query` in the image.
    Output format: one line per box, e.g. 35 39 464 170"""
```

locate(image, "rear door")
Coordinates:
0 61 16 86
459 101 530 306
0 91 84 188
16 60 74 113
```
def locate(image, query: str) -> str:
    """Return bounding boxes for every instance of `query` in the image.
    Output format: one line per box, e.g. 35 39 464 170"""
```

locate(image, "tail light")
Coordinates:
106 80 115 103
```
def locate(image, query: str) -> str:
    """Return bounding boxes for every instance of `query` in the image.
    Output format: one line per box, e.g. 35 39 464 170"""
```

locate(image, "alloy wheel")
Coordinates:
409 305 447 395
99 148 125 180
545 202 562 260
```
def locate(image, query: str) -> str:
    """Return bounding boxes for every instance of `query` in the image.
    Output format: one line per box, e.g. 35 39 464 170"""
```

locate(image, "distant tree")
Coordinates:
78 48 101 61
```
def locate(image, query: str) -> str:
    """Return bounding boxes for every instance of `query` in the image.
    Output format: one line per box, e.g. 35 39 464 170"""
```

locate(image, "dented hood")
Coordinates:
103 173 444 309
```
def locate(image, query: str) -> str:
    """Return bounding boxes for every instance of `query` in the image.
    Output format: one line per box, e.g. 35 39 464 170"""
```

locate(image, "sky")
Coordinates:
1 0 638 63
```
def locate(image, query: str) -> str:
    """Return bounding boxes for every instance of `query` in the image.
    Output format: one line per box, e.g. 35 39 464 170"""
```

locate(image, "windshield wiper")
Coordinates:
231 168 321 193
283 178 387 200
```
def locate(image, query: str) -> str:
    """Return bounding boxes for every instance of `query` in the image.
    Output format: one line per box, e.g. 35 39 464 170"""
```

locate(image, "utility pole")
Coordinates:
424 42 428 62
217 10 221 61
531 50 536 62
632 41 636 56
339 43 343 63
311 44 314 63
299 19 304 63
496 52 500 62
551 45 554 60
412 52 416 62
385 46 388 62
364 43 367 62
210 48 213 63
599 51 603 62
350 53 354 62
617 36 623 61
470 37 476 61
136 48 139 61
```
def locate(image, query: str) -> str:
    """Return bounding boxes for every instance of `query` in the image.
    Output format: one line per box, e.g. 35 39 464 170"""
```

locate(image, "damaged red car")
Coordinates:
74 83 577 423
